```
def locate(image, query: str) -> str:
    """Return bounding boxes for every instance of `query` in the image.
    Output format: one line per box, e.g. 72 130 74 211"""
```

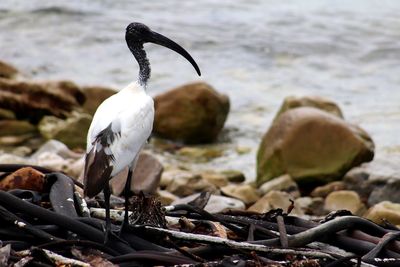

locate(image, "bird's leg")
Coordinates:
119 168 133 236
103 182 111 244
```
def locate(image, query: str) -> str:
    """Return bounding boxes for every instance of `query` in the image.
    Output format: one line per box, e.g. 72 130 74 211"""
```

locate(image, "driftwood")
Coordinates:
1 164 400 266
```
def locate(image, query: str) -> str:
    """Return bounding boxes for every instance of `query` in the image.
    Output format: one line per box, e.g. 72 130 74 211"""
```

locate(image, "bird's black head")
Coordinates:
125 22 201 80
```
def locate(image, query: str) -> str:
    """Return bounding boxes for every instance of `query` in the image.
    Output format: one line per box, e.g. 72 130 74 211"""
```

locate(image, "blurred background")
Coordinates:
1 0 399 179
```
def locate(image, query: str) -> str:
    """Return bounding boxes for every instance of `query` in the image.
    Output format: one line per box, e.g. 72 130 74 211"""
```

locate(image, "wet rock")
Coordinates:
0 120 36 136
157 190 179 205
220 184 260 205
310 181 347 198
364 201 400 225
221 170 246 183
0 167 45 192
176 146 224 161
166 171 218 197
0 60 18 79
324 190 366 215
256 107 374 186
259 174 300 198
172 193 245 213
38 111 92 149
160 169 195 188
368 179 400 206
110 152 163 196
0 108 15 119
275 95 343 120
154 82 230 143
0 153 30 164
0 79 85 123
248 190 303 215
82 86 116 115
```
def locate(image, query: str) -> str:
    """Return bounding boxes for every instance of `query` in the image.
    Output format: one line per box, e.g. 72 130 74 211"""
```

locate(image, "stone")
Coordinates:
0 60 18 79
0 120 36 137
201 171 230 188
256 107 374 186
166 172 218 197
110 152 163 196
154 82 230 144
0 78 85 123
259 174 300 198
38 111 92 149
35 151 76 173
160 169 195 188
324 190 365 215
275 95 343 120
295 197 325 216
310 181 347 198
368 179 400 207
157 190 179 205
0 108 15 119
0 153 30 164
0 167 45 192
364 201 400 225
248 190 303 215
176 146 224 161
221 170 246 183
31 139 82 160
172 193 245 213
82 86 116 115
220 184 260 205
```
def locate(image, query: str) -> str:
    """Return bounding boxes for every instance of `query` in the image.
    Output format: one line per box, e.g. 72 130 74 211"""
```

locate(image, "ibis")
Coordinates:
83 22 201 242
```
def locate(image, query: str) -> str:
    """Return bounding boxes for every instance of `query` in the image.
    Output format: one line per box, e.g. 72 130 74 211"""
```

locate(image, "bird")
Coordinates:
83 22 201 242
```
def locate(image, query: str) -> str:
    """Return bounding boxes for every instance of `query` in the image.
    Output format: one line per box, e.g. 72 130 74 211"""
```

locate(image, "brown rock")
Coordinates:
166 172 217 197
295 197 326 216
275 95 344 119
154 82 229 143
0 120 36 137
221 184 260 205
201 171 229 188
324 190 365 215
310 181 347 198
172 193 245 213
248 190 303 215
82 86 116 115
364 201 400 225
0 79 85 123
110 152 163 196
0 167 45 192
157 190 179 205
0 60 18 79
259 174 300 198
257 107 374 186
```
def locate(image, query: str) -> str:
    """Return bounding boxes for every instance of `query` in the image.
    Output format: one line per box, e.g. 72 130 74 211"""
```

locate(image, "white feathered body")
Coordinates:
86 81 154 177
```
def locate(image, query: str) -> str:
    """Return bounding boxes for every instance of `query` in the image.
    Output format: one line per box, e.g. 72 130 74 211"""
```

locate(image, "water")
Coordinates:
1 0 400 179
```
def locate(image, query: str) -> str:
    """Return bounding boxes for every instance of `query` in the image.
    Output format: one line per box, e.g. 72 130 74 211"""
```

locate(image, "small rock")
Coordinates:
259 174 300 198
364 201 400 225
110 152 163 196
82 86 116 115
201 171 229 188
221 170 246 183
275 95 344 120
166 172 217 197
154 82 230 144
310 181 347 198
0 120 36 136
157 190 179 205
0 153 30 164
31 139 82 160
368 179 400 206
324 190 365 215
257 107 374 186
160 169 195 188
176 146 224 161
172 193 245 213
0 60 18 79
0 108 16 119
38 111 92 149
35 151 75 173
0 167 45 192
295 197 325 216
248 190 303 215
221 184 260 205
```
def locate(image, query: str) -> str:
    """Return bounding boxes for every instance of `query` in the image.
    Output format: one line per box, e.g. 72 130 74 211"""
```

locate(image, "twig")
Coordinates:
16 248 90 267
277 215 288 248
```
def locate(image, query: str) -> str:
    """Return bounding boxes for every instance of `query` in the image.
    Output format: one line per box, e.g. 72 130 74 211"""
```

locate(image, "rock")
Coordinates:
160 169 195 188
82 86 116 115
324 190 365 215
177 146 224 161
166 171 218 197
275 95 343 120
0 120 36 136
154 82 230 143
0 153 30 164
201 171 229 188
221 170 246 183
248 190 303 215
0 134 36 147
259 174 300 198
0 79 85 123
368 179 400 207
110 152 163 196
221 184 260 205
0 167 45 192
172 193 245 213
157 190 179 205
31 139 82 160
35 151 76 173
310 181 347 198
0 108 15 119
364 201 400 225
38 111 92 149
295 197 325 216
256 107 374 186
0 60 18 79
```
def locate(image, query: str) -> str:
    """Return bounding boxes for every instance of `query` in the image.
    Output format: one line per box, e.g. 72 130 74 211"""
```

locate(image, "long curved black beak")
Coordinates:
145 31 201 76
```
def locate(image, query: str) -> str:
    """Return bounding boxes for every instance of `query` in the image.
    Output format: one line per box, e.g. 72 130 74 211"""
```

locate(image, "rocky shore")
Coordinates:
1 59 400 266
